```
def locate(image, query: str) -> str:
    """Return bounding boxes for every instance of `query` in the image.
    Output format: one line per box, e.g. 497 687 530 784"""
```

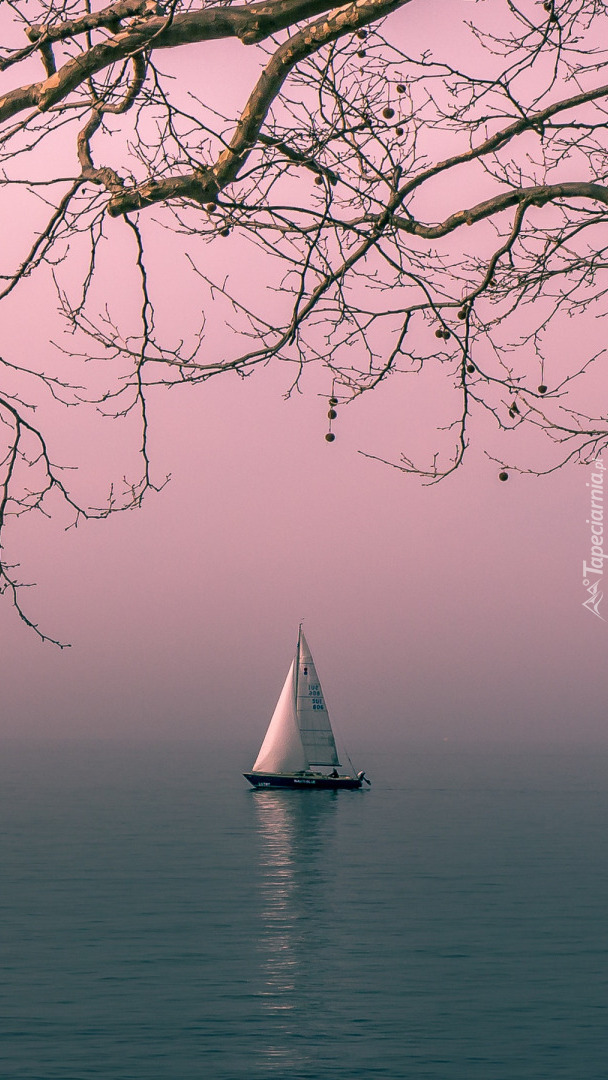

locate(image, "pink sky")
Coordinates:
0 1 605 751
0 359 601 750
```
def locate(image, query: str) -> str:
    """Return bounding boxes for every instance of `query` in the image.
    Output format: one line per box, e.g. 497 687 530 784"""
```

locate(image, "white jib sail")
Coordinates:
252 660 308 774
296 632 340 768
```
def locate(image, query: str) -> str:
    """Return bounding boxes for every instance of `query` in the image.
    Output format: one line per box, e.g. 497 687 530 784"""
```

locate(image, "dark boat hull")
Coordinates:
244 771 363 790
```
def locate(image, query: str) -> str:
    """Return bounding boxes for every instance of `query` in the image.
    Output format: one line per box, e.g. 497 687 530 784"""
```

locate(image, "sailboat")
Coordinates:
244 626 369 790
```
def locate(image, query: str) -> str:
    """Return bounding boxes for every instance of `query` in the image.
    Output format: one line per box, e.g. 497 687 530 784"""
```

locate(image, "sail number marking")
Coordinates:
307 683 325 711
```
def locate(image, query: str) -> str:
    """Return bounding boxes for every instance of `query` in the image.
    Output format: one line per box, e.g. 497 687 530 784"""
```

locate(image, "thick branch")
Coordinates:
0 0 387 122
106 168 219 213
25 0 154 45
107 0 410 215
393 182 608 238
214 0 410 187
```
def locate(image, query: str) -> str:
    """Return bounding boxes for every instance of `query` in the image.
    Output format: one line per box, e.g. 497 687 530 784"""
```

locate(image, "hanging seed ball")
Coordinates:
329 397 339 406
314 175 323 185
383 107 395 120
442 330 451 340
328 409 337 420
457 308 467 319
219 227 230 237
357 50 366 58
467 364 475 374
325 432 336 442
543 1 552 8
395 127 404 137
538 384 547 394
396 83 406 94
206 202 217 213
499 471 509 482
356 28 368 39
435 329 444 338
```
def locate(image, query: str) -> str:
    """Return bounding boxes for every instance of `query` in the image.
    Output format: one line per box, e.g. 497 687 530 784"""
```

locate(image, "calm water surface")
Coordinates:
0 739 606 1079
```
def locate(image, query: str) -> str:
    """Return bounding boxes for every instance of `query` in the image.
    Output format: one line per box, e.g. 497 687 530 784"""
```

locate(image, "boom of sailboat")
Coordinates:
244 626 370 790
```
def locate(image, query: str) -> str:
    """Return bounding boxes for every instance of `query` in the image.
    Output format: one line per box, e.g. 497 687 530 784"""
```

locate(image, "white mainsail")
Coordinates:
296 630 340 767
251 628 340 774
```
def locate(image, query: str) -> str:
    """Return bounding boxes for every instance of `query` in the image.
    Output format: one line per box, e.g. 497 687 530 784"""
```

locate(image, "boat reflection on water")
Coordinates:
250 788 340 1070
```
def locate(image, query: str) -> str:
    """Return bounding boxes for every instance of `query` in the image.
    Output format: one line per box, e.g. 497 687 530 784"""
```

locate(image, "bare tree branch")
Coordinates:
0 0 607 638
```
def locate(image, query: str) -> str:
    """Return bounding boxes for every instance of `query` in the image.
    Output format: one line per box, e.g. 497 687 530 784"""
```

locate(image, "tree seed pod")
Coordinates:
314 175 323 185
328 409 337 420
383 107 395 119
325 432 336 442
467 364 475 374
396 83 406 93
205 202 217 213
435 329 444 338
442 330 451 340
329 397 338 406
457 308 467 319
219 227 230 237
357 50 366 58
538 384 547 394
356 28 368 39
499 471 509 481
395 127 404 136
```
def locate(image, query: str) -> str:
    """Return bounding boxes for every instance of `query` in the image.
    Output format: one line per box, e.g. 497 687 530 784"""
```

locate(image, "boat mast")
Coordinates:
294 623 302 711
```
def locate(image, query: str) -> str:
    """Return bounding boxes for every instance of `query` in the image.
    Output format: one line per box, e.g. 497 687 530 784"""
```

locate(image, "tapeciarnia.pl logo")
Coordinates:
582 458 606 620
